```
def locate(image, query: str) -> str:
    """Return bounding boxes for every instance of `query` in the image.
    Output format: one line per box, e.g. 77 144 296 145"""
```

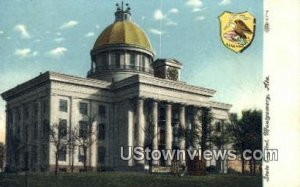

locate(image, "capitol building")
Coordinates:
1 4 231 173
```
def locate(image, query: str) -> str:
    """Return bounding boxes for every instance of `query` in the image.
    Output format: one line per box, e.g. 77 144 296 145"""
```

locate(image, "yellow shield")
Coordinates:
219 11 255 53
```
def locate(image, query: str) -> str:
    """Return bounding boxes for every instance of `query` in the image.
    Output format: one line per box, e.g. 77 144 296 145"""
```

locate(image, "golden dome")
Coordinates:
93 21 152 51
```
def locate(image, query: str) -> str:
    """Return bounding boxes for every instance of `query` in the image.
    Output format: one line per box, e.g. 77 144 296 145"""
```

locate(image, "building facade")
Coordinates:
1 5 231 172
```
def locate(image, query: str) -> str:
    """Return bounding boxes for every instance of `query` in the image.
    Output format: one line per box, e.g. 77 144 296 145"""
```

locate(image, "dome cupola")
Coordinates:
88 3 155 82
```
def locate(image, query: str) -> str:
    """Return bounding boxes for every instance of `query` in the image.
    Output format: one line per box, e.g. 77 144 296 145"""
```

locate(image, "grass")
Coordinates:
0 172 262 187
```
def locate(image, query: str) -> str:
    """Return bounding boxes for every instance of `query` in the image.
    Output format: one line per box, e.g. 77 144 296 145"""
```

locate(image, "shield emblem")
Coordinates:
218 11 255 53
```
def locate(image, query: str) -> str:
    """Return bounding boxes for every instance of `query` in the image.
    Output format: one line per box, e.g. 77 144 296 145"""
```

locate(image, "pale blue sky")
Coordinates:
0 0 263 142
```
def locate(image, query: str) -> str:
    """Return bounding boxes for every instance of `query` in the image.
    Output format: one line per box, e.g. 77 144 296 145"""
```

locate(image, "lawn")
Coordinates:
0 172 262 187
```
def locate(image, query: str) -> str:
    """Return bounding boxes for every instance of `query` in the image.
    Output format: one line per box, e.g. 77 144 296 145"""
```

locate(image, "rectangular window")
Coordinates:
32 146 38 163
43 119 49 138
100 53 107 68
115 53 121 68
79 102 88 115
78 146 84 162
129 53 135 68
99 105 106 119
58 119 67 139
98 146 106 163
24 106 29 120
160 129 165 145
141 56 146 71
24 125 29 143
98 123 105 140
17 126 21 138
215 122 221 132
34 122 38 140
58 145 67 161
16 108 21 121
42 100 49 115
33 103 38 117
79 121 89 139
59 99 68 112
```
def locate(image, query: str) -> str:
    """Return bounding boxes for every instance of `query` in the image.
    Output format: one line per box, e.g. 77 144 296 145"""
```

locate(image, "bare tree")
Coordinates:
72 115 97 171
49 123 68 175
68 127 77 173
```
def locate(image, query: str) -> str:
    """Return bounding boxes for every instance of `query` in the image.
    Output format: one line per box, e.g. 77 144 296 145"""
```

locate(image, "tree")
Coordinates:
184 107 213 175
227 109 262 175
209 119 231 173
73 115 97 171
241 110 262 175
49 123 68 175
68 127 77 173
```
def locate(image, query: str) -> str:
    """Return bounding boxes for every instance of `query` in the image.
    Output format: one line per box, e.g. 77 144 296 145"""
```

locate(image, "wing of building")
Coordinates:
1 4 231 173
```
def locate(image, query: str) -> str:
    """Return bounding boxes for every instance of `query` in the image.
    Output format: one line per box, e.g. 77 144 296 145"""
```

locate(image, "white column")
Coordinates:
152 101 158 166
90 101 98 171
137 98 145 165
179 105 186 166
128 100 135 166
165 103 172 166
69 96 78 169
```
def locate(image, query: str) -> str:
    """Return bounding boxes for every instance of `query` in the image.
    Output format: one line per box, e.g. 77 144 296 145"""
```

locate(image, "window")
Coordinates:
99 105 106 119
78 146 85 162
114 53 121 68
100 53 108 68
215 122 221 132
79 102 88 115
98 123 105 140
42 100 49 114
58 145 67 161
16 126 21 138
58 119 67 139
33 103 38 116
141 56 146 71
43 119 49 138
16 108 21 121
98 146 106 163
79 121 89 139
129 53 135 68
160 129 165 145
59 99 68 112
24 106 29 120
33 122 38 140
24 125 29 142
32 146 38 163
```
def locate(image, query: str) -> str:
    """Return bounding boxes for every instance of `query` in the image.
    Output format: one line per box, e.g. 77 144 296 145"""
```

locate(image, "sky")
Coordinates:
0 0 263 142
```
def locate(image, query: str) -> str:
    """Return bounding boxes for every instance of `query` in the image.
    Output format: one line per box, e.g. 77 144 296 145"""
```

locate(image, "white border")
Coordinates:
264 0 300 186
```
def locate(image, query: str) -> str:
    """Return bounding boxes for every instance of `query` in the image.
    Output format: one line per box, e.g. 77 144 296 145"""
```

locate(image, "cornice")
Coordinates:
1 71 112 101
113 74 216 97
210 101 232 110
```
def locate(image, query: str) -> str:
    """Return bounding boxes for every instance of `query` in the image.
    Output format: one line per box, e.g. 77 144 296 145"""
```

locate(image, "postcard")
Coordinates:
0 0 299 187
